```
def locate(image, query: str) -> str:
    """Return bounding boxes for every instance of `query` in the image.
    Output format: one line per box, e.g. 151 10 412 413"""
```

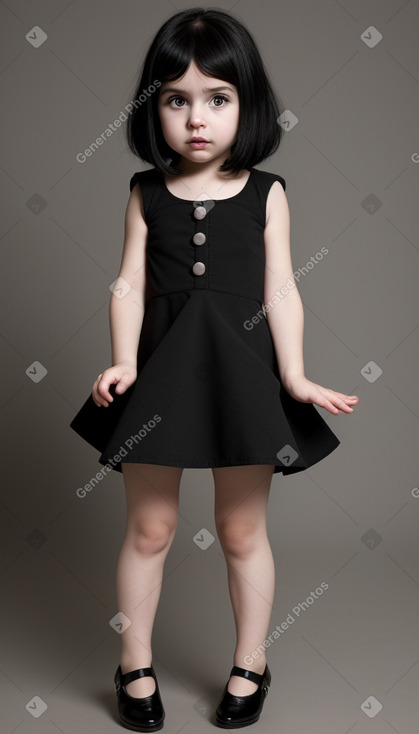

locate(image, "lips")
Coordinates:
189 138 208 142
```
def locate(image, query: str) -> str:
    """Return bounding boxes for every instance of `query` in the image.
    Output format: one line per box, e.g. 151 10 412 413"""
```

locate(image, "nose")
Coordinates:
188 102 206 129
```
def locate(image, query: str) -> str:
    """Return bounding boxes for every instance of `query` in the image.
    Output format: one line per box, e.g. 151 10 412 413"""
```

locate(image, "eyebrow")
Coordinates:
160 85 235 95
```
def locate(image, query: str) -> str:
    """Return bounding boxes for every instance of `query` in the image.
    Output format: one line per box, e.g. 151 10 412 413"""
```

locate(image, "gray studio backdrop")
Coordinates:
1 1 418 732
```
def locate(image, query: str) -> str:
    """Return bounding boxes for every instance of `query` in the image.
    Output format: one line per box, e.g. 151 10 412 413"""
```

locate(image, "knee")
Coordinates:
129 518 177 555
216 519 261 559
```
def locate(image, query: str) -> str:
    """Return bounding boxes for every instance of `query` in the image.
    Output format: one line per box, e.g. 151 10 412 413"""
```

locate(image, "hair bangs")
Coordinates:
126 8 285 176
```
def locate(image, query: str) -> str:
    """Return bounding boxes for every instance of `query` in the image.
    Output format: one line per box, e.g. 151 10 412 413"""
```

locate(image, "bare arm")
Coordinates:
91 182 148 407
109 182 148 366
263 181 304 390
263 181 358 415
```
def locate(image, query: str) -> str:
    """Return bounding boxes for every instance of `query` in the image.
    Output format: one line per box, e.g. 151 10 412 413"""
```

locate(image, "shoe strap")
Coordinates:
230 665 265 686
120 666 154 686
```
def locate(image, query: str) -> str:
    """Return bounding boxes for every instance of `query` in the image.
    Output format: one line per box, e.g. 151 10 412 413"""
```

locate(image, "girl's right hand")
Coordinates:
92 362 137 407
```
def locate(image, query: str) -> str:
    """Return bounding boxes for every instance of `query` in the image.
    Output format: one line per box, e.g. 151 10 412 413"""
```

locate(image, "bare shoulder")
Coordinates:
126 180 148 231
263 180 292 281
116 182 149 292
265 179 289 228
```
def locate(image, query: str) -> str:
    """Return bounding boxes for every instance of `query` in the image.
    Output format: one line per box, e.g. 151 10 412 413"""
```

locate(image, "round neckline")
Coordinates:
161 168 253 203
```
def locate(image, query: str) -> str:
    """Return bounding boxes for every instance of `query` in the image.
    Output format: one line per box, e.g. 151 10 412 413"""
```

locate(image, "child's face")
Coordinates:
158 60 240 170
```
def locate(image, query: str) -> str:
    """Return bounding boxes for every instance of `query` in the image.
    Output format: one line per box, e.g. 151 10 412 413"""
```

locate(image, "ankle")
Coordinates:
234 657 267 675
120 656 153 672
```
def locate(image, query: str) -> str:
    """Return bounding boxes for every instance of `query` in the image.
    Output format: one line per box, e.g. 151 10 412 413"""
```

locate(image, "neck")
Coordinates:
175 153 234 181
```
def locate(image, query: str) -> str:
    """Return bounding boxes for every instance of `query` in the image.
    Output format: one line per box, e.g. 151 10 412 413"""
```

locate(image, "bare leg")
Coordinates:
117 463 183 697
212 464 275 696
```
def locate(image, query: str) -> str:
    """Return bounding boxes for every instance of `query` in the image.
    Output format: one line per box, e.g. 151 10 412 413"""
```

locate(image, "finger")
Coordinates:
93 397 109 407
114 373 134 394
331 397 355 414
115 374 129 392
97 376 115 402
91 375 111 407
324 389 358 400
314 391 348 415
330 395 358 405
324 399 341 414
323 390 359 408
310 391 339 413
92 390 110 408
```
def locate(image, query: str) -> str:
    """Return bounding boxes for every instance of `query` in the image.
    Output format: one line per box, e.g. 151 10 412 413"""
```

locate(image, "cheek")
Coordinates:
158 105 171 126
162 120 179 144
160 110 179 135
158 118 171 143
223 108 240 135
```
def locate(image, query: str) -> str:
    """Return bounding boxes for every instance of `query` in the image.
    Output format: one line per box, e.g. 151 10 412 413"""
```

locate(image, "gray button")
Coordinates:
192 261 206 276
193 232 206 245
194 206 207 220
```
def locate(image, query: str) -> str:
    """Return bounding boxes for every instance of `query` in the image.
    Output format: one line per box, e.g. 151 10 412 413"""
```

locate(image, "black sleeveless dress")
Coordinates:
69 166 340 475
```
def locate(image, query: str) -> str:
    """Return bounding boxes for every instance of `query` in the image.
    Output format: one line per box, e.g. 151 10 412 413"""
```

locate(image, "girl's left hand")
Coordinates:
283 375 359 415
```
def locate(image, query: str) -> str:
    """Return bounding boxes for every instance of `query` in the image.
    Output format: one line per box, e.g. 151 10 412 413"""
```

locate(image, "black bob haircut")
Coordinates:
125 7 286 176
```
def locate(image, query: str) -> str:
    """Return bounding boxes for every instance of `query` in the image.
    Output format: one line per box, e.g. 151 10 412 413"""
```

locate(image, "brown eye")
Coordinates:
212 95 228 107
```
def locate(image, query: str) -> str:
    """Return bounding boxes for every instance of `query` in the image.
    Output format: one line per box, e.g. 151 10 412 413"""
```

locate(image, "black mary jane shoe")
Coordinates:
215 664 271 728
114 664 165 731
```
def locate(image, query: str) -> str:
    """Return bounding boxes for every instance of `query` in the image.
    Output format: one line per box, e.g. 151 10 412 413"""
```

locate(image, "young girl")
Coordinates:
70 7 358 731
